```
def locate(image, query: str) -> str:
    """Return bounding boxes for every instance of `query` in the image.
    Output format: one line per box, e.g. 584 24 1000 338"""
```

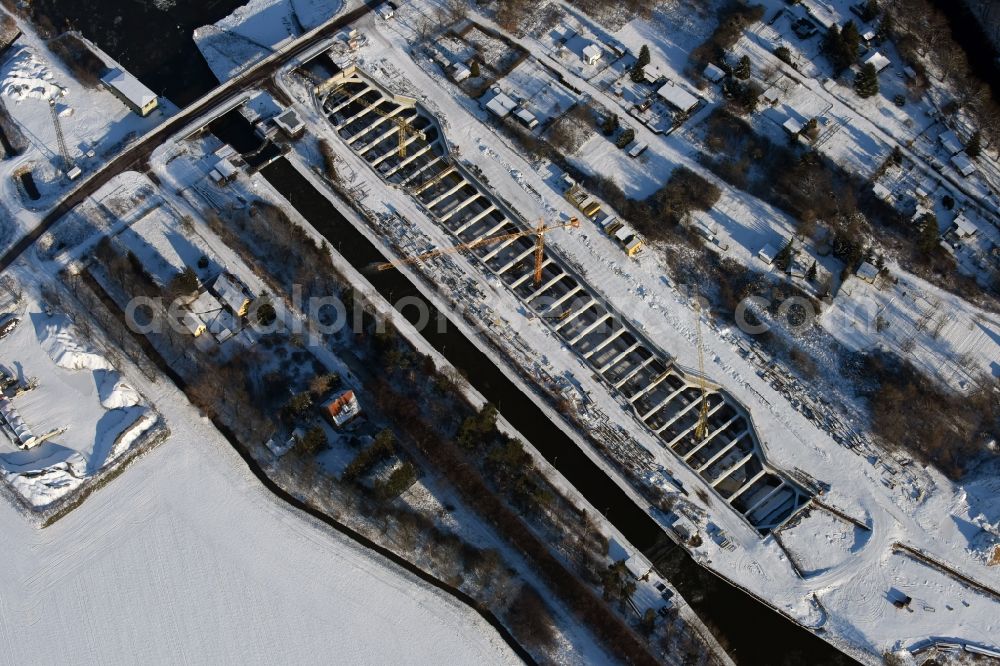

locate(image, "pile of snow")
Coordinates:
107 411 158 462
97 370 142 409
36 313 113 372
1 47 65 103
3 461 84 507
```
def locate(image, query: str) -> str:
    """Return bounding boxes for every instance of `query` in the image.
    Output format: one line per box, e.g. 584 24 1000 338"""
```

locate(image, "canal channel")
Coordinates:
212 97 854 666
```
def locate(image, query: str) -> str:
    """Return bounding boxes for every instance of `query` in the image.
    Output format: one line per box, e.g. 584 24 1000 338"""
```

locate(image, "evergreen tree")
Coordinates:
966 131 982 158
298 427 328 456
637 44 651 69
615 128 635 149
917 213 939 256
807 261 817 282
861 0 879 21
774 238 794 272
841 21 860 57
631 44 651 82
824 21 859 74
469 60 480 78
735 54 751 80
601 113 620 136
854 63 879 98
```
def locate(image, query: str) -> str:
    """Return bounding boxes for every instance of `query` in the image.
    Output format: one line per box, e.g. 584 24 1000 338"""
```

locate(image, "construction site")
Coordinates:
318 66 809 534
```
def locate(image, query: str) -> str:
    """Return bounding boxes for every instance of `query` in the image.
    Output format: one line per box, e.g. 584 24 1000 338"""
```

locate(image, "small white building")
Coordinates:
450 62 471 82
655 81 698 113
862 51 890 73
187 290 238 343
951 152 976 177
758 243 778 265
640 63 664 84
761 86 781 107
614 222 635 244
626 141 647 158
872 182 892 202
215 157 239 183
915 176 938 199
514 107 539 129
101 67 158 117
938 129 964 156
952 213 978 239
703 63 725 83
856 261 879 283
582 43 602 66
208 272 254 317
482 90 517 119
375 3 394 19
783 117 804 135
273 108 305 138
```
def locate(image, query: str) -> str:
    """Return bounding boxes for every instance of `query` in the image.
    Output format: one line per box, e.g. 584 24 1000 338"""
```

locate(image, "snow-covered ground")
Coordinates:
264 7 1000 660
193 0 344 82
0 361 519 665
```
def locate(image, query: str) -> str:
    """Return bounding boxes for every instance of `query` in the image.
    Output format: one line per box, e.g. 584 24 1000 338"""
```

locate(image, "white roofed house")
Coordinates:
938 130 964 156
582 43 602 66
783 117 804 136
951 152 976 177
208 272 254 317
100 68 158 117
951 213 978 239
449 62 471 82
703 63 726 83
862 51 890 73
656 81 699 113
187 290 238 343
758 243 778 265
481 90 517 119
513 108 538 129
856 260 879 283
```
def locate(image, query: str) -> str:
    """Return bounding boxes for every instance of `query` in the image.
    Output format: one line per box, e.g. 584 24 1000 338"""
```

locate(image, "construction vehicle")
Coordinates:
368 105 425 159
374 217 580 287
693 292 710 441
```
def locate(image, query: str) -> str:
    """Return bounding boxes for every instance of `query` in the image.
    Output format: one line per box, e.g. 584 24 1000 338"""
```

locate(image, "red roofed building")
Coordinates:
321 390 361 427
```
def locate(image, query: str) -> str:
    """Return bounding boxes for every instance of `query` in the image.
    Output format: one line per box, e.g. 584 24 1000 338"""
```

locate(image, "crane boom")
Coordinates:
375 218 579 272
368 105 424 159
533 219 546 285
693 292 710 441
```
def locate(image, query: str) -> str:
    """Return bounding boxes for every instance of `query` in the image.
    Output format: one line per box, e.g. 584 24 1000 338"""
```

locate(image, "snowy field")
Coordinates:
0 377 519 665
779 507 869 577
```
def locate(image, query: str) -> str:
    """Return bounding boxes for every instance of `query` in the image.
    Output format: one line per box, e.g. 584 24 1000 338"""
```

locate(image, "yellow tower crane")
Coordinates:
375 217 580 286
693 292 710 441
368 105 425 159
